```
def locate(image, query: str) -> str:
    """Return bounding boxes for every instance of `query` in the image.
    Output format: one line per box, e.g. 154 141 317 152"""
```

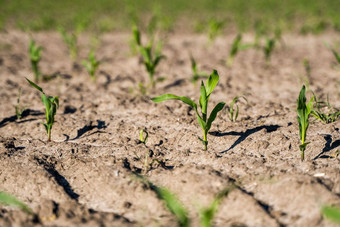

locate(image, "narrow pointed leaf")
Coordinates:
206 102 226 131
151 94 196 108
322 205 340 224
206 70 219 96
0 191 33 215
200 81 207 115
154 187 190 227
26 78 43 93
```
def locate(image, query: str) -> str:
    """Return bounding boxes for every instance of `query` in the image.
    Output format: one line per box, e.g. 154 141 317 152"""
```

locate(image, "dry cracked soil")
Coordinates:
0 30 340 226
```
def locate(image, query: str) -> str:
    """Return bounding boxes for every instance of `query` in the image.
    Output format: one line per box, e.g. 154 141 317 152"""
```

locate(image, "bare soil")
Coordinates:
0 30 340 226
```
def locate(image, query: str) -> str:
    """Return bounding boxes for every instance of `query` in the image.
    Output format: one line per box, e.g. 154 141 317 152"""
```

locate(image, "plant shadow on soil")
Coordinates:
34 157 80 200
63 120 108 141
210 125 281 153
313 134 340 160
0 109 44 128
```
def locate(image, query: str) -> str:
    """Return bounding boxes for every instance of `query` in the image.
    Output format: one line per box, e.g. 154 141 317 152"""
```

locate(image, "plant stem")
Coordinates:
47 127 51 142
203 131 207 151
31 61 39 82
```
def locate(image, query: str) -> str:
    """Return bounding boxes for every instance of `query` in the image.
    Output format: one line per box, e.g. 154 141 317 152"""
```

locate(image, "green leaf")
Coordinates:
199 185 235 227
0 191 33 215
200 81 207 115
154 186 190 227
151 94 196 109
206 102 226 132
205 70 219 97
154 55 165 67
322 205 340 224
26 78 43 93
331 49 340 64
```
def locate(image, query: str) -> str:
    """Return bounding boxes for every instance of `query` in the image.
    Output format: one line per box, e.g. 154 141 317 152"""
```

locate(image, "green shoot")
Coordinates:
208 18 224 42
152 70 225 150
0 191 33 215
133 25 165 88
26 78 59 142
227 96 247 122
226 34 242 67
190 54 208 84
303 59 312 85
156 186 189 227
199 185 235 227
139 129 148 144
135 176 190 227
59 27 78 61
28 39 42 82
264 37 275 62
331 48 340 65
324 42 340 66
321 205 340 224
82 50 100 82
297 85 314 161
312 95 340 124
15 88 26 120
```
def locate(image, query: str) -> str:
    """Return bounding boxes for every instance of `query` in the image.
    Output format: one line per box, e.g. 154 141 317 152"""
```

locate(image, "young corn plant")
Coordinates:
15 88 26 120
263 37 275 62
321 205 340 224
133 25 165 88
139 129 149 144
82 50 100 82
312 95 340 124
226 34 242 67
190 54 208 84
29 39 42 82
59 27 78 61
0 191 33 214
332 48 340 65
303 59 312 86
208 18 224 42
152 70 225 150
227 96 247 122
199 185 235 227
297 85 314 161
26 78 59 142
226 34 253 67
138 176 235 227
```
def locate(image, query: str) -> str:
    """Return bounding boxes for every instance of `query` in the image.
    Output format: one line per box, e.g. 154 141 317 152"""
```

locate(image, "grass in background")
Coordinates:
1 0 340 34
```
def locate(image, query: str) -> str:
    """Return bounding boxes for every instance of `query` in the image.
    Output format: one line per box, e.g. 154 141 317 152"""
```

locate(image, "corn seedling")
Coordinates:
227 96 247 122
15 88 26 120
331 48 340 65
133 25 165 88
312 95 340 124
226 34 254 67
137 176 235 227
199 185 235 227
26 78 59 142
59 27 78 61
264 37 275 62
190 54 208 84
0 191 33 214
82 50 100 82
324 42 340 67
208 18 224 42
303 59 312 84
139 129 148 144
152 70 225 150
29 39 42 82
297 85 314 161
226 34 242 67
321 205 340 224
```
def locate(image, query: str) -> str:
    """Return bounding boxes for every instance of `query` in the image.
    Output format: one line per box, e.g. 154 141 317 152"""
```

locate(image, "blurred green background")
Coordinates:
1 0 340 34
